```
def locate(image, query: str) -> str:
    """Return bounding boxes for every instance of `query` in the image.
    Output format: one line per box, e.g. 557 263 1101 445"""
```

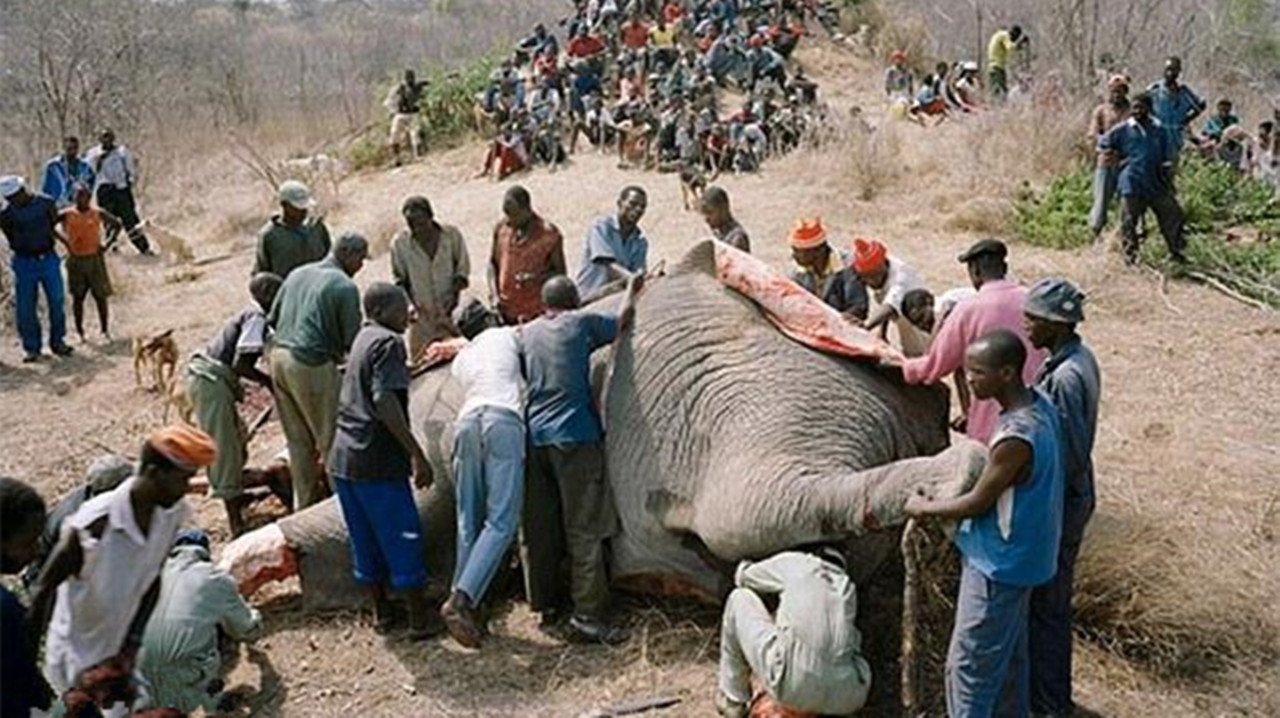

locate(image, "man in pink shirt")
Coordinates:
899 239 1044 444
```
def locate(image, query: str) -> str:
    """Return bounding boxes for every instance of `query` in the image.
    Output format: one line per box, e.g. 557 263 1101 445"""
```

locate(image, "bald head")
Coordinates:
964 329 1027 402
541 275 580 311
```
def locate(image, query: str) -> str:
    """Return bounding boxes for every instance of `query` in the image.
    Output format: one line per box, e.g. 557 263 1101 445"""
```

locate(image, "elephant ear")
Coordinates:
671 238 720 278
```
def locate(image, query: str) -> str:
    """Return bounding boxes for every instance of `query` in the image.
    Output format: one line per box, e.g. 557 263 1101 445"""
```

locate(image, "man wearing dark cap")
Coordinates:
900 239 1043 444
1023 278 1101 718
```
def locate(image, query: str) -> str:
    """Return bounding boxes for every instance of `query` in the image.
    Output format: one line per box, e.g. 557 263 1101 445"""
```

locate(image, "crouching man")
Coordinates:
137 530 262 713
715 546 872 717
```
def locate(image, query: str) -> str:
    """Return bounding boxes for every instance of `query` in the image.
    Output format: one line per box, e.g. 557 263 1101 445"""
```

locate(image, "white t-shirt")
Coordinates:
452 327 525 420
935 287 978 327
45 479 190 693
874 255 929 357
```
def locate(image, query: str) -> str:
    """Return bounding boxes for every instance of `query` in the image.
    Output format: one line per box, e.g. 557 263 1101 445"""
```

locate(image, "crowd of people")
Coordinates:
3 161 1104 717
386 1 837 181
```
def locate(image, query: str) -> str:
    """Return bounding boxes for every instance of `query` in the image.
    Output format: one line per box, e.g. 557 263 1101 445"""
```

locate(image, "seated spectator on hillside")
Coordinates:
1215 125 1251 173
1200 97 1240 144
567 25 607 61
619 12 650 51
479 121 530 181
909 74 948 124
953 61 983 110
137 530 261 713
884 50 913 102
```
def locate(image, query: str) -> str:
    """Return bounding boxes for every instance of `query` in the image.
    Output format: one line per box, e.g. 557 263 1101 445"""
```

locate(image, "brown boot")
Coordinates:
440 589 482 649
402 589 446 641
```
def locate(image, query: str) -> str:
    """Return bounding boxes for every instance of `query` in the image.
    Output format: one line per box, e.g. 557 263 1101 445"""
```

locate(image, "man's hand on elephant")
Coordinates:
904 493 933 518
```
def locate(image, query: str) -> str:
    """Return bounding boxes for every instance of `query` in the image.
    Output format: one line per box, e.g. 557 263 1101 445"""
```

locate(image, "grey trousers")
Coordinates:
1089 165 1119 235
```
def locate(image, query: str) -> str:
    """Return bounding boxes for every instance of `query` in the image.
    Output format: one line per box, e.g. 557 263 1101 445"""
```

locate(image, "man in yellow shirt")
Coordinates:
987 25 1026 98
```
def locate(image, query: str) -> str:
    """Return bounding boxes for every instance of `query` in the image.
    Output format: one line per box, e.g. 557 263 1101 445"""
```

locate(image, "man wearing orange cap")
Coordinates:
1089 75 1131 238
786 218 869 321
30 426 215 717
852 238 929 357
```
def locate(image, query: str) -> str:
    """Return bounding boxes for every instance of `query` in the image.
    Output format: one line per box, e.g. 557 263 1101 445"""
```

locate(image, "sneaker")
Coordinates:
440 590 482 649
51 344 74 357
714 691 749 718
566 615 630 645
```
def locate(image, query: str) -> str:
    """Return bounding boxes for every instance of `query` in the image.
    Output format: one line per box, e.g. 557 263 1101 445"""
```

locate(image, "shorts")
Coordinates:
65 252 112 299
333 475 427 590
389 113 419 146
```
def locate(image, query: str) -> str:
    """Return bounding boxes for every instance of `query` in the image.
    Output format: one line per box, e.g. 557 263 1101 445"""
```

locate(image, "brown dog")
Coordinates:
134 329 179 396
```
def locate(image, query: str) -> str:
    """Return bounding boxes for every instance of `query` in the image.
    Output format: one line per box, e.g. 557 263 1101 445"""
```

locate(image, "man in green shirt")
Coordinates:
986 25 1026 98
254 180 332 279
268 232 367 510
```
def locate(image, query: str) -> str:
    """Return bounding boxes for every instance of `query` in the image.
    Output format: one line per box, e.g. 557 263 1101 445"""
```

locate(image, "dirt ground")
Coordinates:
3 45 1278 717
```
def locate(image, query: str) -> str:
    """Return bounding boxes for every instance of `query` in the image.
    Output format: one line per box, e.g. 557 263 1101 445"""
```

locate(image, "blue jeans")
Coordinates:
333 476 427 591
1089 166 1119 235
451 406 526 604
946 558 1032 718
1029 494 1095 715
12 252 67 355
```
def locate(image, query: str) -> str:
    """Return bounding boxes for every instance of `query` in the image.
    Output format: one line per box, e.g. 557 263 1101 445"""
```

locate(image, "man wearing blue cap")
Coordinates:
1023 278 1101 718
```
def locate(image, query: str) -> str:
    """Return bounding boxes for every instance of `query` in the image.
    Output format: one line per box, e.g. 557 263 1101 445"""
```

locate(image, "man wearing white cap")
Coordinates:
1022 278 1101 718
0 175 73 362
253 180 332 280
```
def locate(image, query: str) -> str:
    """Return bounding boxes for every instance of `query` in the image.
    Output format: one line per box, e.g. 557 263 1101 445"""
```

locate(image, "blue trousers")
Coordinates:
1029 495 1095 715
333 476 427 591
12 252 67 355
946 559 1031 718
451 406 525 604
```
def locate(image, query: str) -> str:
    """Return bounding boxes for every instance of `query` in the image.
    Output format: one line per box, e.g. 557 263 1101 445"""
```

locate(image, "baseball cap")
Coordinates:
277 180 316 210
0 175 25 199
957 238 1008 263
1025 277 1086 324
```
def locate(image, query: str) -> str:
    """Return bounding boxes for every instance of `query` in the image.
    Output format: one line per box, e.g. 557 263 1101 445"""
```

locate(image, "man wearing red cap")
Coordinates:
786 218 869 320
852 238 929 357
30 426 216 717
885 50 913 102
899 239 1043 444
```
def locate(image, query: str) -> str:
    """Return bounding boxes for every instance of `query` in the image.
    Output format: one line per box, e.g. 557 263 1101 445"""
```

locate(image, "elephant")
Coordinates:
220 241 984 610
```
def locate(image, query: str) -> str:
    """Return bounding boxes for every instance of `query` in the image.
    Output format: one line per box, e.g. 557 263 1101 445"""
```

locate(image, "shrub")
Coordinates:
1014 156 1280 307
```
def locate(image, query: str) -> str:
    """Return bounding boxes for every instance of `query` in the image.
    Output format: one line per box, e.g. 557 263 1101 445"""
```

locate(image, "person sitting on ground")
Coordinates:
1023 278 1101 718
136 530 262 714
268 232 367 511
328 282 442 640
909 73 948 124
56 183 121 343
31 426 216 716
479 118 530 181
853 238 930 357
575 186 649 302
566 25 607 61
520 274 643 645
1215 125 1251 173
953 61 983 110
715 546 872 718
2 476 55 718
440 300 526 649
1199 97 1240 145
185 272 282 537
884 50 913 102
906 329 1065 718
700 185 751 253
22 454 133 589
253 180 332 280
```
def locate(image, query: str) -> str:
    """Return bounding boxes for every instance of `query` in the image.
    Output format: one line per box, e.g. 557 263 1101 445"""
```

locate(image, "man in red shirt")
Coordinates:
619 13 650 51
567 26 606 60
488 186 567 325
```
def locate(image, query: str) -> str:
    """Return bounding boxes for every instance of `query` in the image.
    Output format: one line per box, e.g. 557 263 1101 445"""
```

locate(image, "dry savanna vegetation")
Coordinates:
1 1 1278 716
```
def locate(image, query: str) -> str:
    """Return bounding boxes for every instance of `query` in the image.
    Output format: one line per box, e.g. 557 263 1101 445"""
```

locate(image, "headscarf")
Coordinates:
852 238 888 274
890 50 906 65
787 217 827 250
147 425 217 470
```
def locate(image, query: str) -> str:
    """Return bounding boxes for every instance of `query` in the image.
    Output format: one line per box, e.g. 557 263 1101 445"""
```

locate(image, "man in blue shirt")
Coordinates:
41 136 95 209
520 273 641 645
906 329 1065 718
575 186 648 302
1023 279 1101 718
1098 91 1188 265
1146 56 1205 150
0 175 72 362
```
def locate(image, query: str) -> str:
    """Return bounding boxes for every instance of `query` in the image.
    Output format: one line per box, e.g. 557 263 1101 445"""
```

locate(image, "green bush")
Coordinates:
1014 156 1280 307
347 55 497 172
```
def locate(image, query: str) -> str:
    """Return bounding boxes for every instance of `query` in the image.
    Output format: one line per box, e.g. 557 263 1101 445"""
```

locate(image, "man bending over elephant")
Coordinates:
520 273 643 645
905 329 1065 718
715 546 872 718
